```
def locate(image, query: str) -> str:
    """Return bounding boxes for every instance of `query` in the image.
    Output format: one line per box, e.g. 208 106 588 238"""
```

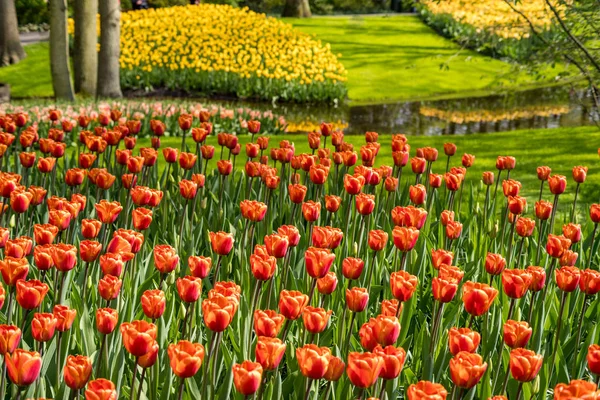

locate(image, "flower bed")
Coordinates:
418 0 563 60
0 106 598 399
117 5 347 103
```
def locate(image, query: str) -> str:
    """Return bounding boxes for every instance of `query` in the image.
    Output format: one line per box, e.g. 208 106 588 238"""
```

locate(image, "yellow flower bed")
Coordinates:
420 0 561 39
71 5 347 102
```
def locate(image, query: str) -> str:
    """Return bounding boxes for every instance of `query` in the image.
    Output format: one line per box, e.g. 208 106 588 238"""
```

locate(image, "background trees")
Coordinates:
0 0 26 66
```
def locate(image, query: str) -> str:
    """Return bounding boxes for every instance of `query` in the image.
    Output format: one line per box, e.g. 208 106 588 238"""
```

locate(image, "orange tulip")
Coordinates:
153 244 179 274
132 207 153 231
253 310 285 338
279 290 309 320
33 224 58 246
64 354 92 390
176 276 202 303
302 201 321 221
98 275 122 301
432 276 459 303
168 340 205 378
209 231 234 256
141 290 166 320
346 351 384 388
515 217 535 238
305 247 335 278
392 226 419 252
302 306 332 334
556 266 580 292
356 193 375 216
342 257 365 280
449 351 487 389
0 257 29 286
526 266 546 292
562 223 582 244
407 381 448 400
390 271 418 302
188 256 212 279
462 281 498 316
502 269 532 299
373 345 406 380
579 269 600 296
95 200 123 224
548 175 567 195
503 320 532 349
233 361 263 396
509 348 543 382
202 295 236 332
120 320 157 357
372 315 400 347
0 325 21 355
482 171 494 186
431 249 453 270
587 344 600 375
555 380 600 400
485 253 506 276
325 195 342 213
324 355 345 381
537 166 551 181
346 287 369 312
448 327 480 355
296 344 331 379
344 174 365 195
240 200 268 222
16 279 49 310
255 336 286 370
10 190 33 213
409 184 426 205
96 308 118 335
502 179 521 197
317 271 337 295
81 219 102 239
6 349 42 386
54 304 76 332
446 220 463 240
31 312 57 342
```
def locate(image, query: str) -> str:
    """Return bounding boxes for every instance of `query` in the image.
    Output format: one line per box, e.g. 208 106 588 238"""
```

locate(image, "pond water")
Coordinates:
199 85 598 135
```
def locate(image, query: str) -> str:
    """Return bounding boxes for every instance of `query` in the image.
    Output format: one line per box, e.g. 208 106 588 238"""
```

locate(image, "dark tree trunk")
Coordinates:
282 0 312 18
97 0 122 98
74 0 98 96
50 0 75 101
0 0 26 66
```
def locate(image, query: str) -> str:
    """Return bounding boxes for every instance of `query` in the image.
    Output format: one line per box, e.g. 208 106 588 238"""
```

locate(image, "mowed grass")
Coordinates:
2 15 565 102
138 125 600 209
287 15 566 104
0 42 53 98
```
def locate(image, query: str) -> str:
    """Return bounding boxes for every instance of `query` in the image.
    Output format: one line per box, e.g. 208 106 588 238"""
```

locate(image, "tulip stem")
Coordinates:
344 312 357 355
212 256 223 286
588 224 598 269
548 194 560 235
571 183 580 223
0 355 6 400
56 331 63 392
499 363 511 395
303 378 313 400
548 290 567 384
136 368 147 400
307 278 317 308
177 377 185 400
527 291 537 325
378 379 388 400
323 381 333 400
572 296 589 378
246 280 263 358
96 334 107 378
131 358 139 400
515 381 523 400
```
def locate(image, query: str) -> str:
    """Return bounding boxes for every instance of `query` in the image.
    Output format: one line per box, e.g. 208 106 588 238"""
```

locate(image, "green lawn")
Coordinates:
143 125 600 207
0 42 53 98
2 15 567 103
287 15 567 104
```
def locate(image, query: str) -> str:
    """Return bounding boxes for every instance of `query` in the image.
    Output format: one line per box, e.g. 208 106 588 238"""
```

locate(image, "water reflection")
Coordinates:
346 86 597 135
175 85 598 135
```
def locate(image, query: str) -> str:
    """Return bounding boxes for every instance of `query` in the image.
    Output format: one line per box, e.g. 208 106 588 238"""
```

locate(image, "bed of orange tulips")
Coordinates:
0 106 598 399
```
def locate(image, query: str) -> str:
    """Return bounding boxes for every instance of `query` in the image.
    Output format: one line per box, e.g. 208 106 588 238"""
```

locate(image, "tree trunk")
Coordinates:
0 0 26 66
97 0 122 98
74 0 98 96
49 0 75 101
282 0 311 18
